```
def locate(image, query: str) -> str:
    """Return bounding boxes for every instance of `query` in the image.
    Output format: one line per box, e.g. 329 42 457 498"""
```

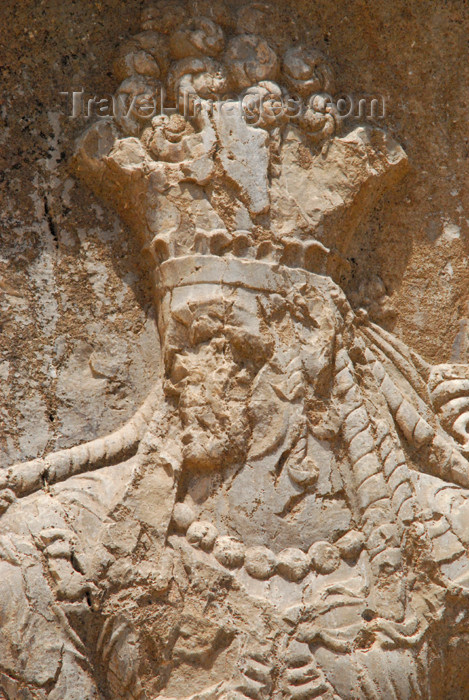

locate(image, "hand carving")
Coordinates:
3 3 469 699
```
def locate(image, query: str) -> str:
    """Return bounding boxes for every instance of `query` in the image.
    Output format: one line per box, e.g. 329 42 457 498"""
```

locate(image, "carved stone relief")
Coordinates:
2 2 469 699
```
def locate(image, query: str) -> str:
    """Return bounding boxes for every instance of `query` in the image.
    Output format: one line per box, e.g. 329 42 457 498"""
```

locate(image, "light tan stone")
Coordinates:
3 5 469 698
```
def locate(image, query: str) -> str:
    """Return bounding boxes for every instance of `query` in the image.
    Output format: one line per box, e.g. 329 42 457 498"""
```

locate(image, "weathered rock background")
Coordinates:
1 0 468 467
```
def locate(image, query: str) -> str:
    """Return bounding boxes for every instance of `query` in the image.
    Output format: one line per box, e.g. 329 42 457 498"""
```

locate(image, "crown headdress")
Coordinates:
73 1 407 292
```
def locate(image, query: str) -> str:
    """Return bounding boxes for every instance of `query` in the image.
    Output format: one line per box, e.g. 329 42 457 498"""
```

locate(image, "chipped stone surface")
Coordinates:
2 2 469 698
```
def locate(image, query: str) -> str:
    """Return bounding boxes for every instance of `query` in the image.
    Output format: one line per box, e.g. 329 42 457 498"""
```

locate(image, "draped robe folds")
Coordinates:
2 101 469 698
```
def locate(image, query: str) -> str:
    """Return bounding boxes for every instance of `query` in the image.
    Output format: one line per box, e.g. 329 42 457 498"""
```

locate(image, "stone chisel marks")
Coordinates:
1 3 469 698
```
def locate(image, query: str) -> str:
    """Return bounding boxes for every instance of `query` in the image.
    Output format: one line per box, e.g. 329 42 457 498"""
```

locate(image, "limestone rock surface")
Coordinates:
2 1 469 699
